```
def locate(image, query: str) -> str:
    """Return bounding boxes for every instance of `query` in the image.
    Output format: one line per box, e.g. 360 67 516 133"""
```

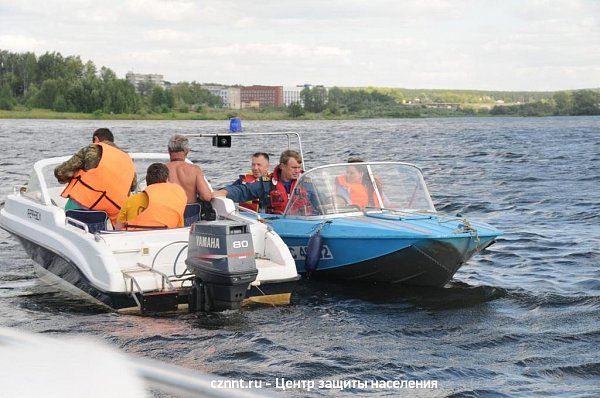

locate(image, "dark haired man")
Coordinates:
232 152 270 211
213 149 313 214
115 163 186 230
55 128 137 225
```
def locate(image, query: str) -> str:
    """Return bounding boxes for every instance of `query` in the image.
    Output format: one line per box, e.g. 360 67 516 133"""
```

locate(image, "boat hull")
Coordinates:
307 238 492 286
15 234 298 312
266 213 500 287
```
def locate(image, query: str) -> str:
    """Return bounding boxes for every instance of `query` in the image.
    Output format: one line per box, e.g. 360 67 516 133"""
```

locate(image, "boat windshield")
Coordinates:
21 154 172 206
284 162 436 216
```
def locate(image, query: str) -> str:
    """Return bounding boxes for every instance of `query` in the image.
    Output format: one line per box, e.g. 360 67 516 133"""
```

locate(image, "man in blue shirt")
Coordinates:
212 150 305 214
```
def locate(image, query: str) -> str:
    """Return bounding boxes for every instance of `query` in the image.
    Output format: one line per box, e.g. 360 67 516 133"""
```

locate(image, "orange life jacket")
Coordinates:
336 175 382 207
238 173 260 212
335 175 369 207
125 182 187 230
61 142 135 224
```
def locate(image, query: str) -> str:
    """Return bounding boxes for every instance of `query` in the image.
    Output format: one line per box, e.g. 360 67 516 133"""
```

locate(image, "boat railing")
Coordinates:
186 131 306 169
65 216 91 234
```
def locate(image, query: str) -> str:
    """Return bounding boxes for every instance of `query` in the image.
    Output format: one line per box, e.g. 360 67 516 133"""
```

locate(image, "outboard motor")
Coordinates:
186 221 258 312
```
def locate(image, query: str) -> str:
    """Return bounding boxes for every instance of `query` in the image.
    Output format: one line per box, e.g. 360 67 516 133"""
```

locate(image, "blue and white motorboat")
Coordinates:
238 161 501 287
187 131 501 287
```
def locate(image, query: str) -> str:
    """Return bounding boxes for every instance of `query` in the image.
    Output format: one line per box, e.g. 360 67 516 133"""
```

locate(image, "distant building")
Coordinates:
283 86 305 106
201 85 241 109
125 71 164 93
241 100 261 109
201 85 227 107
226 87 241 109
240 85 283 108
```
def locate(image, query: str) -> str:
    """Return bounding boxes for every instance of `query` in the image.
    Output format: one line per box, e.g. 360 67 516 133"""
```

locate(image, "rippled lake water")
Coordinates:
1 117 599 397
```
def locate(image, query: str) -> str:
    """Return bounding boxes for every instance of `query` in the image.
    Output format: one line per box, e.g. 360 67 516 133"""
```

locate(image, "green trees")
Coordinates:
572 90 600 115
489 90 599 117
2 49 599 119
327 87 396 114
34 79 62 109
287 101 304 118
0 84 14 110
150 86 175 112
301 86 327 113
0 50 142 114
553 91 573 115
169 82 222 110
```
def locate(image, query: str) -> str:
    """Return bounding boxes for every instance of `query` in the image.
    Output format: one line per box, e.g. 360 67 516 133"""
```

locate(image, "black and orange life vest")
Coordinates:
61 142 135 224
125 182 187 230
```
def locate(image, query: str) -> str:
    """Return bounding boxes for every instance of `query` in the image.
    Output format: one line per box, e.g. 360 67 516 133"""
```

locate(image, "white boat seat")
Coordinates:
66 210 108 234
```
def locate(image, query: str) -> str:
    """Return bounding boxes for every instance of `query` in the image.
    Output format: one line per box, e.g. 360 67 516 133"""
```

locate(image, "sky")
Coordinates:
1 0 599 91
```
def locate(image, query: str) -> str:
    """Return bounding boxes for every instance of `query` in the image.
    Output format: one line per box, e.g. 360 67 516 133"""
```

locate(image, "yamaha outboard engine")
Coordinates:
186 220 258 312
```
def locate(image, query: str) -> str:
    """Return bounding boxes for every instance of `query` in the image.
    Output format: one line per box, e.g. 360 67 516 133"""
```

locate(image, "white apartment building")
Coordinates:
201 85 241 109
283 86 305 106
125 72 164 92
226 87 241 109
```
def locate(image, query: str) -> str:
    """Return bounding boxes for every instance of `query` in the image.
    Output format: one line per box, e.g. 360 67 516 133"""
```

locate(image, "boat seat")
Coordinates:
184 203 201 227
65 210 108 234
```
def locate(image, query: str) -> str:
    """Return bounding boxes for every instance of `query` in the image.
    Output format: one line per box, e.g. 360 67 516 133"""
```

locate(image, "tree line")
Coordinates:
0 50 221 114
490 90 600 116
293 86 600 118
2 50 598 117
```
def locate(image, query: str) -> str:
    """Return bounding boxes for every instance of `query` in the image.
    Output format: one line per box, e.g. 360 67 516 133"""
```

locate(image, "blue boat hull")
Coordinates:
263 213 500 287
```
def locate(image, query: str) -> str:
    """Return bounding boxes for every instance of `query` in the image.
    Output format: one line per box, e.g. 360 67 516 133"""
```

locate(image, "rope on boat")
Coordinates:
310 219 332 234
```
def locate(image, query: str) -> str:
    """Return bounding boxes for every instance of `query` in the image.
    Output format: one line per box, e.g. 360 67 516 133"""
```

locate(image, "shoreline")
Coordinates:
0 108 568 121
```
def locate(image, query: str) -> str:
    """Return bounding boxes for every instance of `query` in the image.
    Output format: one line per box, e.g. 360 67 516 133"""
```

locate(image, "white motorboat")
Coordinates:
0 327 274 398
0 153 299 314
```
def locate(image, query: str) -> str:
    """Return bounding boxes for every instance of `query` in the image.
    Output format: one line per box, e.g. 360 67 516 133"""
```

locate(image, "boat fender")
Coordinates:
305 230 323 272
305 220 332 273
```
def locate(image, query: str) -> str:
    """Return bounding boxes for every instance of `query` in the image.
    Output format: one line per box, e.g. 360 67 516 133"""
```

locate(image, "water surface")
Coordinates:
0 117 599 397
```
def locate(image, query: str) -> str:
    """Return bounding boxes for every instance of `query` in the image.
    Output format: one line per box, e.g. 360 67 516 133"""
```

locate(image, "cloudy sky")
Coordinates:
1 0 598 91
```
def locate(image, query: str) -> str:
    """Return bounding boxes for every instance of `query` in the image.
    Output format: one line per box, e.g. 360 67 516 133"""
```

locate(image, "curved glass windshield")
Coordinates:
285 162 435 216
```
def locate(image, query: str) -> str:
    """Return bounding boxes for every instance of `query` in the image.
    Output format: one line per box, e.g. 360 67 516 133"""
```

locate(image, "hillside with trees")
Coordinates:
1 50 599 119
0 50 221 115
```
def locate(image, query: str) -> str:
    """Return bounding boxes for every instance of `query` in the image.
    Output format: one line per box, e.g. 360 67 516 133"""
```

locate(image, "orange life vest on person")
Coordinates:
238 172 261 212
335 175 382 207
335 175 369 207
61 142 135 224
125 183 187 230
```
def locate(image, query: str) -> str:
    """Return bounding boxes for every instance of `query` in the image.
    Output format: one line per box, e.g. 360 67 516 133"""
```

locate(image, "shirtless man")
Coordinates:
166 135 212 203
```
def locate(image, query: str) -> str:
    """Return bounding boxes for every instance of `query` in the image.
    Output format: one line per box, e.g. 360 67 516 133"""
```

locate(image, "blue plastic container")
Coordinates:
229 117 242 132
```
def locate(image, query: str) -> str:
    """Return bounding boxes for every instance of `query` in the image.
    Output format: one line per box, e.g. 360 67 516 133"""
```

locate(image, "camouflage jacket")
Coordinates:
54 141 137 191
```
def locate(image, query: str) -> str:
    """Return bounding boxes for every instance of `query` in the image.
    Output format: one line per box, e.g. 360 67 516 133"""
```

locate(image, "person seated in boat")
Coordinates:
335 158 385 208
231 152 271 212
166 135 214 223
212 149 315 215
54 128 137 226
115 163 187 230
